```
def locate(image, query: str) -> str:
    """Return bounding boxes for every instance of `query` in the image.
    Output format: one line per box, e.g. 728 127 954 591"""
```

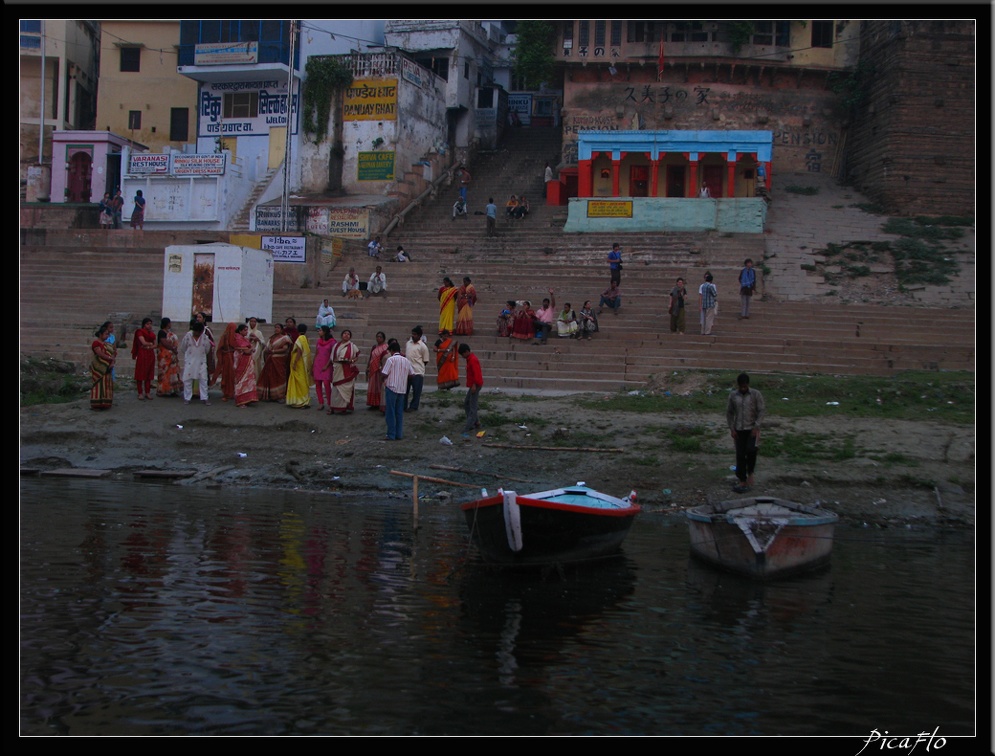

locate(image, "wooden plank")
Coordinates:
133 469 198 479
40 468 112 478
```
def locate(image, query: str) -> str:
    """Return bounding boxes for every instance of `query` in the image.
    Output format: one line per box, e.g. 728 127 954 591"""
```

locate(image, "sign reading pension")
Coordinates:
261 235 306 263
344 79 398 120
357 151 395 181
587 200 634 218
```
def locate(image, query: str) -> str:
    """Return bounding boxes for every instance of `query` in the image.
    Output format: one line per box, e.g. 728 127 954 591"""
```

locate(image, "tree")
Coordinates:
513 21 557 89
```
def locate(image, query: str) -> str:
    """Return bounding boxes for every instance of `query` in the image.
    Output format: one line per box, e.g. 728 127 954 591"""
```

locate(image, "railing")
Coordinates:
342 52 398 79
382 161 459 240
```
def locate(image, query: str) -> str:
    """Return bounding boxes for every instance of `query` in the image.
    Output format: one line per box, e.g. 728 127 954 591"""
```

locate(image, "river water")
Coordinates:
19 478 975 737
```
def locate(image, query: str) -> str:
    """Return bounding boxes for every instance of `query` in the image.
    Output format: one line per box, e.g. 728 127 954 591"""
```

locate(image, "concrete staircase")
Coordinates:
230 167 280 233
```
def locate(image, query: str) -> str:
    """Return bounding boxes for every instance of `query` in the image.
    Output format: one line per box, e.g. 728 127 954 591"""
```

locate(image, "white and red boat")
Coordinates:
461 484 640 567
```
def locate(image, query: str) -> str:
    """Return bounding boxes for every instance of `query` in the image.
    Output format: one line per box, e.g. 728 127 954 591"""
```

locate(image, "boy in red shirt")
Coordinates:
458 343 483 439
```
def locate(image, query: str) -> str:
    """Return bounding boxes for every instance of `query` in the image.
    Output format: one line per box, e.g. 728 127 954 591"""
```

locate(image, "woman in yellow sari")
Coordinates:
438 277 457 334
286 324 313 408
90 321 116 410
454 276 477 336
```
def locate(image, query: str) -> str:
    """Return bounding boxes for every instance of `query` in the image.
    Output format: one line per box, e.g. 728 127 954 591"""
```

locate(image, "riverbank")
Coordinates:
19 365 975 530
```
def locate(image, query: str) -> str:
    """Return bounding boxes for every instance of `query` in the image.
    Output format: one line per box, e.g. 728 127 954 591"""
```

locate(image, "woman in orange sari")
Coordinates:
213 323 237 401
155 318 181 397
454 276 477 336
365 331 389 411
438 277 457 334
132 318 157 400
434 329 460 390
90 321 116 410
232 323 259 407
258 324 292 402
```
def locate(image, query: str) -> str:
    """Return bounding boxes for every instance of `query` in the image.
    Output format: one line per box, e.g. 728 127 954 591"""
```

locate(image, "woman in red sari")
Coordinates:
90 321 116 410
257 324 293 402
156 318 181 397
454 276 477 336
213 323 237 401
434 329 460 390
365 331 389 411
131 317 157 400
510 301 536 341
232 323 259 407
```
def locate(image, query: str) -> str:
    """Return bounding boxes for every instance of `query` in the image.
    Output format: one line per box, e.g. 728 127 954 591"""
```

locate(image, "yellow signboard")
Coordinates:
587 200 633 218
344 79 398 121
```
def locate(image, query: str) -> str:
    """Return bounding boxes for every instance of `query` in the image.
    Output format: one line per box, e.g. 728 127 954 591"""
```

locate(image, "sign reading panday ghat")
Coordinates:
343 79 398 121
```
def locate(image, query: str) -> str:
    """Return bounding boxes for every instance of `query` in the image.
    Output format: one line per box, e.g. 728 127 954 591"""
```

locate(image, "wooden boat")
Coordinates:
685 496 838 579
461 484 640 566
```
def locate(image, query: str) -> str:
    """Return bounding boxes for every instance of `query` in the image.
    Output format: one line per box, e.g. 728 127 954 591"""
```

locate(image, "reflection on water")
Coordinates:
20 479 975 736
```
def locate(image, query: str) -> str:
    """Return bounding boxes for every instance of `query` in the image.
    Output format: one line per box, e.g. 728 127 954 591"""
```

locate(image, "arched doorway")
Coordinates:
67 151 93 203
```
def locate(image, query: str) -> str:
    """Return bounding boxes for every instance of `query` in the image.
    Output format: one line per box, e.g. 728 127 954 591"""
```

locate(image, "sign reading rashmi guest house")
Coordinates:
587 200 633 218
358 151 395 180
344 79 397 120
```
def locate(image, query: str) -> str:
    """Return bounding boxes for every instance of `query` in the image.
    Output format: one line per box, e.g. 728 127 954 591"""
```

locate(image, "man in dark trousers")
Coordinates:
726 372 766 493
458 343 483 439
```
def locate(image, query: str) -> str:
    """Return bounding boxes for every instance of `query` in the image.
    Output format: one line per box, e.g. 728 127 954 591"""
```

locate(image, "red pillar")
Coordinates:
578 158 593 198
689 158 699 196
651 156 661 197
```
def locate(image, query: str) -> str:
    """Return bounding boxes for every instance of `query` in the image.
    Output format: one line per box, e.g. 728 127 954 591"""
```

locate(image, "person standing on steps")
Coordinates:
739 258 757 319
485 197 497 236
607 243 623 286
544 162 554 184
456 164 471 204
458 343 483 439
727 372 765 493
668 277 688 334
698 272 717 335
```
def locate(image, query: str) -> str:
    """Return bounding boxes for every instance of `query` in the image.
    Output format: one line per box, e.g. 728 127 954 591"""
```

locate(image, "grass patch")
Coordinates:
761 432 859 464
891 238 959 286
913 215 974 227
785 185 819 195
883 218 964 242
574 371 974 425
832 204 844 209
851 201 886 214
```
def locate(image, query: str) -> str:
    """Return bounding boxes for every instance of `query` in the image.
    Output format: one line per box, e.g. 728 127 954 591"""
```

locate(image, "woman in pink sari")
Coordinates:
313 325 337 412
232 323 259 407
365 332 389 411
155 318 181 397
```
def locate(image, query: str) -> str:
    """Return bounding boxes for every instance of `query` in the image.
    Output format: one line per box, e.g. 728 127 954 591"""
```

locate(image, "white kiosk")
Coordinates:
162 243 273 325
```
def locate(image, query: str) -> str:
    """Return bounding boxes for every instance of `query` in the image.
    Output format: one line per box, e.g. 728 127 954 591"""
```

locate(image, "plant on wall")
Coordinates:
302 56 353 143
513 21 557 89
828 60 876 120
726 21 754 53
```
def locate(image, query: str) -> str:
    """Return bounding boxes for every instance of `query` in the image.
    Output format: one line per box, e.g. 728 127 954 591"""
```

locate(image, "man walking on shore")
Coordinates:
459 343 483 439
727 372 765 493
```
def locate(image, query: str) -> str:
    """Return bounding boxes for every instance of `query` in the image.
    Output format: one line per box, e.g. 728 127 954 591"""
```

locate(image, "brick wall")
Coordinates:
845 20 975 217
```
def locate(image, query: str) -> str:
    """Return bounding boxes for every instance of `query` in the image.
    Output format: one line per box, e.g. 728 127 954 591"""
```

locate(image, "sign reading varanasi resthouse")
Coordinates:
357 151 395 181
587 200 633 218
344 79 397 121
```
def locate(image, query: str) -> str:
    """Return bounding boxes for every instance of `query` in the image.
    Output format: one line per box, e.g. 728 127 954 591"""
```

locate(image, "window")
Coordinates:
120 47 141 72
464 60 469 79
812 20 834 48
627 21 656 43
579 21 589 47
20 20 41 33
477 88 493 109
754 21 790 46
20 19 41 48
170 108 189 142
128 111 142 130
611 21 622 47
223 92 258 119
672 22 711 43
562 21 573 51
594 21 606 47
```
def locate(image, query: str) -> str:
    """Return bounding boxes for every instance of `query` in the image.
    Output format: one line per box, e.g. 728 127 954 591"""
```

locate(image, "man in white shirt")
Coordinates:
342 268 360 297
381 342 414 440
367 265 387 298
404 325 430 411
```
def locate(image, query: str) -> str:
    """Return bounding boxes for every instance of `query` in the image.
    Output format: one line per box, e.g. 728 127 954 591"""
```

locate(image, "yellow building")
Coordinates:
95 20 198 153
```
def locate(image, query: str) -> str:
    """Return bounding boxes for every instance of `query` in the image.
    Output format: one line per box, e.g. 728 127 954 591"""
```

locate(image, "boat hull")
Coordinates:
462 487 640 567
686 496 837 579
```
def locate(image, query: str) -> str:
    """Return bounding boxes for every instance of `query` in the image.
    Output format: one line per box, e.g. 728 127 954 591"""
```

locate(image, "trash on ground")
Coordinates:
440 436 453 446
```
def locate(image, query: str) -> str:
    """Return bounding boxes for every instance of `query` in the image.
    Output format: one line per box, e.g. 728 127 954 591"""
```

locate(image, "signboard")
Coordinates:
199 80 299 138
587 200 633 218
326 207 369 239
344 79 398 121
172 154 227 176
255 206 301 233
261 235 306 263
357 151 395 181
194 41 258 65
507 93 533 126
129 154 170 174
401 58 423 89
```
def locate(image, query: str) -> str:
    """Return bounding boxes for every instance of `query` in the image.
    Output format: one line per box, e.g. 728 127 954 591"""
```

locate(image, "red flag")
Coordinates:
657 38 665 80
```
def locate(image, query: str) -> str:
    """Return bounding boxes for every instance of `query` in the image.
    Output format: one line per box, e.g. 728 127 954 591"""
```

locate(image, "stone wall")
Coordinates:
845 20 975 217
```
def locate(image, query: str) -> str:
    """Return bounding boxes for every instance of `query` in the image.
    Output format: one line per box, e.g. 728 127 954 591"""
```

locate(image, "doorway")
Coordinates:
702 165 723 199
665 166 686 198
67 151 93 203
629 165 649 197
